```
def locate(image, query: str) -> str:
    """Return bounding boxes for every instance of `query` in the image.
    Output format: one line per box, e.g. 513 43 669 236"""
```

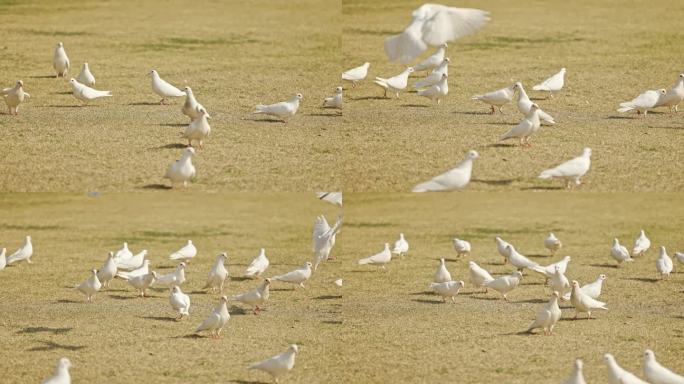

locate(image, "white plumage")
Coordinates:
604 354 650 384
68 78 112 103
513 82 555 124
429 280 464 303
6 235 33 265
116 259 151 280
122 271 158 297
384 4 489 63
500 104 541 147
2 80 31 115
323 86 343 110
468 261 493 292
632 230 651 257
76 269 102 303
169 240 197 262
272 262 313 289
484 271 523 301
358 243 392 269
181 86 205 119
374 67 414 98
42 357 71 384
452 238 471 257
53 42 70 78
253 93 302 122
617 89 666 116
149 69 186 103
416 73 448 104
434 258 452 283
412 150 478 192
248 344 300 383
195 296 230 338
245 248 270 278
532 68 566 96
611 238 633 265
203 253 229 293
655 246 673 279
413 58 449 89
155 262 186 288
570 280 607 319
233 278 271 314
342 62 370 87
164 147 196 188
392 233 409 256
115 250 147 271
544 233 562 255
413 43 447 73
561 360 587 384
530 256 571 279
643 349 684 384
538 147 592 188
183 107 211 149
654 73 684 112
312 215 342 270
169 285 190 320
471 84 515 114
76 62 95 86
504 245 539 270
526 292 561 335
96 252 117 288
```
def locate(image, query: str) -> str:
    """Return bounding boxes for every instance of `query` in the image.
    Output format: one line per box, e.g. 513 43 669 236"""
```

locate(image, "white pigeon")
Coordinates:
563 274 606 301
384 4 489 63
562 359 588 384
6 235 33 265
358 243 392 269
169 240 197 262
155 262 186 288
115 250 147 271
430 280 464 303
452 238 471 257
272 262 313 289
570 280 607 319
248 344 300 383
513 82 555 124
434 258 452 283
655 246 673 279
169 285 190 320
203 253 229 293
116 259 151 280
76 62 95 86
374 67 414 98
181 86 205 120
617 89 667 116
0 248 5 271
2 80 31 115
164 147 196 188
471 84 515 114
495 236 513 262
323 86 343 110
123 271 158 297
245 248 270 278
484 271 523 301
342 62 370 88
654 73 684 112
417 73 448 104
114 242 132 261
632 230 651 257
313 215 342 269
195 296 230 338
96 252 117 288
413 58 449 89
392 233 409 257
533 68 566 97
233 278 271 314
500 103 541 147
53 42 70 78
544 233 562 255
183 107 211 149
76 269 102 303
414 43 447 73
604 354 650 384
538 147 592 188
42 357 71 384
643 349 684 384
412 149 478 192
549 266 570 298
611 238 633 266
253 93 302 122
334 278 343 287
468 261 494 292
674 252 684 266
526 291 562 335
149 69 186 104
68 78 112 104
530 256 571 279
504 245 539 271
316 192 342 206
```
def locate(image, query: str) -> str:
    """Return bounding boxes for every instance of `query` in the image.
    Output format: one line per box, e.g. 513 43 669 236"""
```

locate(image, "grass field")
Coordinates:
0 0 342 192
0 193 343 383
341 0 684 192
339 193 684 383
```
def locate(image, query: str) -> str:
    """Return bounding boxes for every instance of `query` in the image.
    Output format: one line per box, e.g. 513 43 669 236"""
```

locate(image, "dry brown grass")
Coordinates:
338 192 684 383
0 193 343 383
341 0 684 192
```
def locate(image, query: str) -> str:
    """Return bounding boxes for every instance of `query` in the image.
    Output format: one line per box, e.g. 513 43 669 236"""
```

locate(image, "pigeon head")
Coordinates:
513 271 523 278
406 67 415 73
172 285 180 293
362 62 370 67
563 256 571 262
384 243 390 249
179 262 186 269
305 261 313 268
184 147 196 156
16 80 24 88
58 358 71 369
26 235 31 242
123 242 129 249
458 280 465 287
441 73 448 79
399 233 404 238
571 280 579 287
441 43 448 48
599 274 607 280
219 252 228 260
468 261 476 267
512 82 522 90
643 349 655 362
83 62 89 69
91 269 98 275
554 265 561 273
603 354 615 364
530 103 540 110
264 278 272 285
466 150 479 160
335 86 343 93
107 252 114 259
551 291 559 298
289 344 300 354
184 86 193 93
582 147 592 157
659 89 667 95
220 295 229 303
68 78 78 86
150 271 158 279
679 73 684 79
574 359 583 370
57 42 64 48
560 68 566 72
443 58 451 64
295 93 303 100
149 70 158 77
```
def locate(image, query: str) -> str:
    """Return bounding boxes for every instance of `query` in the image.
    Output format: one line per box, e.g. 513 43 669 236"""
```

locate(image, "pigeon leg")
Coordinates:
490 105 495 114
499 105 504 113
352 82 357 89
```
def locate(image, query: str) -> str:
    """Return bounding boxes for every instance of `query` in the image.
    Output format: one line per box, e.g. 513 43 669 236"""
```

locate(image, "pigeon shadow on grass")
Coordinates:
520 185 564 191
469 296 500 301
606 115 636 120
229 380 270 384
400 104 430 108
321 320 343 325
17 327 73 335
590 263 618 269
471 178 518 186
28 340 85 352
314 295 342 300
159 123 187 127
410 291 434 296
55 299 81 304
412 298 444 304
431 257 459 262
230 276 253 282
141 316 176 322
350 96 387 101
142 184 172 190
308 113 340 117
30 75 58 79
514 298 546 304
624 277 659 283
486 143 515 148
129 101 159 106
153 143 187 150
108 294 140 300
452 110 491 115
